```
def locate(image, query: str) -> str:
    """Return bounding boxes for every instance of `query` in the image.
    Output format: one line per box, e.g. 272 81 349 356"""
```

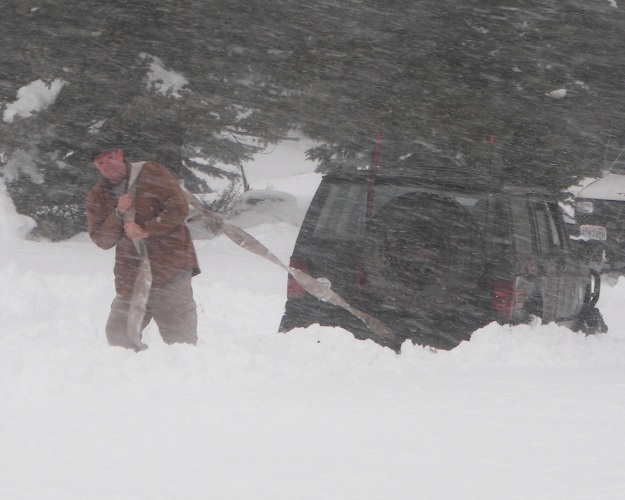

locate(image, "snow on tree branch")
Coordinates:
3 79 67 123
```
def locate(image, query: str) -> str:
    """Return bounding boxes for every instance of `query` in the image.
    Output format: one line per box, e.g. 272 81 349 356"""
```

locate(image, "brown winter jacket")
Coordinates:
86 160 200 298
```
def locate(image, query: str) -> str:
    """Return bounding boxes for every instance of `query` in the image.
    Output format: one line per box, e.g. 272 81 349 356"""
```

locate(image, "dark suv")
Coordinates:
279 166 605 351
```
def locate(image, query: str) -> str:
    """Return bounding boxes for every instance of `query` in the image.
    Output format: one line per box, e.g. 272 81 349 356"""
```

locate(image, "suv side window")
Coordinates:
546 202 567 251
534 202 550 254
490 197 512 249
511 197 533 255
530 200 564 254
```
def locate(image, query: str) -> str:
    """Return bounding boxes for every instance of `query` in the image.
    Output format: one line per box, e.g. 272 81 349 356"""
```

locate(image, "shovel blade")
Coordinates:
127 254 152 348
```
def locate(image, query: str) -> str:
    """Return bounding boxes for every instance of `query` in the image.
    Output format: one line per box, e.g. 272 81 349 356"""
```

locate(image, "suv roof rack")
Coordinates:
327 162 496 191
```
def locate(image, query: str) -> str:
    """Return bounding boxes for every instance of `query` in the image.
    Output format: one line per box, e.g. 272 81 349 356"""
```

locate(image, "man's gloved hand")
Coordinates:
117 193 133 215
124 221 149 240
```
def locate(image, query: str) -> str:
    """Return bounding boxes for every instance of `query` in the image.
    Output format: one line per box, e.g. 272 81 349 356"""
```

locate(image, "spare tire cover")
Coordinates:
362 192 484 315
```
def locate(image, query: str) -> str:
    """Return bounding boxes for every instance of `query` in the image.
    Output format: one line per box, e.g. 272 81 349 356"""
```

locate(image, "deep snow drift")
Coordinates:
1 140 625 500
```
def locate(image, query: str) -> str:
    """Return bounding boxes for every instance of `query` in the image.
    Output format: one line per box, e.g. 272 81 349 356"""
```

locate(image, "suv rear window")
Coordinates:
312 180 489 241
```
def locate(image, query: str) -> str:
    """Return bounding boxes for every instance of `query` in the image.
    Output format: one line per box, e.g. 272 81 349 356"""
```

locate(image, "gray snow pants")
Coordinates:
105 270 198 350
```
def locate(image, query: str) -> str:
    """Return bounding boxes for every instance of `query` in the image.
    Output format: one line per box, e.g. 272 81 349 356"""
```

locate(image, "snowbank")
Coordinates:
1 141 624 499
0 179 36 241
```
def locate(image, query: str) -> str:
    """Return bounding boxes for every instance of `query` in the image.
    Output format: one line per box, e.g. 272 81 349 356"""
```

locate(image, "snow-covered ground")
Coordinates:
1 140 625 500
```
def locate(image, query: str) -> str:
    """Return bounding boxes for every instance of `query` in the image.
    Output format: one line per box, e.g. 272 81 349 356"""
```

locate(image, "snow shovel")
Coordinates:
181 187 397 347
125 242 152 349
124 162 152 350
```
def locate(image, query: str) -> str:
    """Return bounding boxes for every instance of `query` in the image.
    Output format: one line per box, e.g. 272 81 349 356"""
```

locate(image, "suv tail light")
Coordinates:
491 279 525 315
287 260 308 299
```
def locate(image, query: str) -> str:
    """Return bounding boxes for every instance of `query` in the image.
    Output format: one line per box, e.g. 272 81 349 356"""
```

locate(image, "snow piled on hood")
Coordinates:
577 173 625 201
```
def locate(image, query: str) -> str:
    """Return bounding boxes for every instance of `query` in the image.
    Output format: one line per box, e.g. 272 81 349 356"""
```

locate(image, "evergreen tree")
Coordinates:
1 0 625 239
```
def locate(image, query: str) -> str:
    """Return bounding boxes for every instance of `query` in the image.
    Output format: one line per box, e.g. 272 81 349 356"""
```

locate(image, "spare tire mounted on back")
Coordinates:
362 192 484 314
